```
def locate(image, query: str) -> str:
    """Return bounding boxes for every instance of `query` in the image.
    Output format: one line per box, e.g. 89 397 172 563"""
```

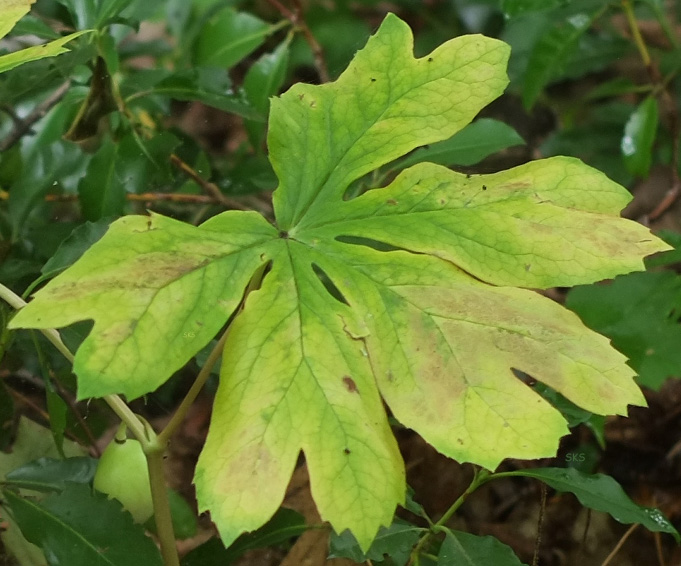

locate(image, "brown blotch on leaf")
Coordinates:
344 448 351 455
386 199 398 205
342 376 358 393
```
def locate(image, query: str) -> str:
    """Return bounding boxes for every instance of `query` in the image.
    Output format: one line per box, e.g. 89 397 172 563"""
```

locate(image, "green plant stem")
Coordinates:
157 327 229 446
0 282 147 443
157 261 267 445
146 428 180 566
621 0 651 67
408 467 491 565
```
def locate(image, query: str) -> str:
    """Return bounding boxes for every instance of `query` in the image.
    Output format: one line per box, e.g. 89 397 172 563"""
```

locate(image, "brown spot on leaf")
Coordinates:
386 199 398 205
344 448 351 455
342 376 358 393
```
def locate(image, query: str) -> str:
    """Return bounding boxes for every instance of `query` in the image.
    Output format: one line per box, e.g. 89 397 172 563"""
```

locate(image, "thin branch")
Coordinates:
532 483 547 566
169 154 251 210
265 0 329 82
0 82 71 152
601 523 638 566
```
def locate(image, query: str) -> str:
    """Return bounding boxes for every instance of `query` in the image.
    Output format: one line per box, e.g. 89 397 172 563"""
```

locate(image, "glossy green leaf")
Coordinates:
0 30 90 74
567 271 681 390
4 457 97 492
10 13 669 551
3 484 164 566
521 12 595 109
194 8 275 69
508 467 680 541
243 41 290 148
393 118 525 169
438 528 527 565
621 96 659 177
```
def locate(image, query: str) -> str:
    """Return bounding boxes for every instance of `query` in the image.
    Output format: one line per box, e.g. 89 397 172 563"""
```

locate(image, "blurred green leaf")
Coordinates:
36 218 112 284
566 271 681 390
77 135 127 221
181 508 307 566
243 41 290 148
4 457 98 492
621 96 659 178
328 520 425 566
145 70 262 119
438 528 527 565
507 467 680 541
0 30 92 74
522 12 597 109
501 0 563 18
194 8 276 69
3 483 164 566
646 230 681 267
393 118 525 170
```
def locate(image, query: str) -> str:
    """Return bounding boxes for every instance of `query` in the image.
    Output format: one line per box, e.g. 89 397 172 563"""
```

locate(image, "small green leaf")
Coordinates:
3 483 164 566
4 457 97 492
621 96 659 178
509 467 680 541
329 519 425 566
521 13 595 109
194 8 274 69
393 118 525 170
0 30 91 74
438 528 528 565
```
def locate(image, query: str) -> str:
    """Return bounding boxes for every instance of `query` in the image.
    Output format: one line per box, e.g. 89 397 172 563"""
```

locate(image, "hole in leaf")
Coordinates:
335 235 405 253
311 263 349 306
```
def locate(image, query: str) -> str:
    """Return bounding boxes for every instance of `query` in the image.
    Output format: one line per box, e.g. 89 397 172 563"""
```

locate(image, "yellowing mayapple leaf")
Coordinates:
94 438 153 523
10 12 671 551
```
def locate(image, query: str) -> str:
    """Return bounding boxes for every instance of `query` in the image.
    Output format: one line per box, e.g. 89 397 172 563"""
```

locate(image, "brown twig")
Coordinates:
21 189 273 216
601 523 638 566
532 483 547 566
43 192 229 204
169 153 251 211
0 81 71 152
265 0 329 82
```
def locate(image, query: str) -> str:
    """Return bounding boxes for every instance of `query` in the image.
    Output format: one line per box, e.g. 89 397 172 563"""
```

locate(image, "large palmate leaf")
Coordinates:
10 13 669 550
